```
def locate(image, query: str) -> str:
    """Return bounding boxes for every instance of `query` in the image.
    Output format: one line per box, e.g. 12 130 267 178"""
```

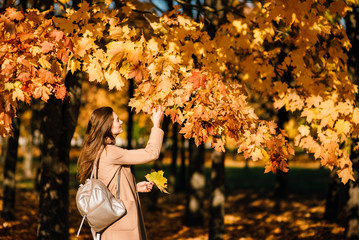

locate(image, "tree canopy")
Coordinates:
1 0 358 183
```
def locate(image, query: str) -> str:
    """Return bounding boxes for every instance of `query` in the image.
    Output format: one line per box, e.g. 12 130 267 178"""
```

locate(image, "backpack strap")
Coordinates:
95 146 105 179
106 166 122 189
116 166 122 199
95 232 100 240
76 214 87 237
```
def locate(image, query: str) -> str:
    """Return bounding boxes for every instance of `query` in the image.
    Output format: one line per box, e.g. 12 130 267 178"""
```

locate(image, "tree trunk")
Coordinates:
0 136 8 165
149 116 170 210
274 169 288 211
2 117 20 221
168 123 178 193
178 135 187 191
209 150 225 240
345 145 359 239
23 134 33 179
201 2 228 236
37 71 81 240
274 108 289 211
324 168 348 224
184 139 205 226
345 6 359 239
127 78 134 150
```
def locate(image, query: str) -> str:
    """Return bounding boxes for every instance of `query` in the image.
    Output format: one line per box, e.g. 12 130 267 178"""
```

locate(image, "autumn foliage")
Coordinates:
0 8 71 135
1 0 359 183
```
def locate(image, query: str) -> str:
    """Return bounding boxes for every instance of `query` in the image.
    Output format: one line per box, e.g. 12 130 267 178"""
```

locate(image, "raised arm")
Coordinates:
105 126 164 165
104 107 164 165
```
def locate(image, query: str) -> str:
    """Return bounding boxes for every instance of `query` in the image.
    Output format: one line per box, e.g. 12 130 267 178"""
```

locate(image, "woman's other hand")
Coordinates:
151 106 164 128
137 181 154 193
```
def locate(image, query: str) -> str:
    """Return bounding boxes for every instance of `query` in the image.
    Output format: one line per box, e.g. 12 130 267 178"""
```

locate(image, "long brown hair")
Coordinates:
77 107 116 183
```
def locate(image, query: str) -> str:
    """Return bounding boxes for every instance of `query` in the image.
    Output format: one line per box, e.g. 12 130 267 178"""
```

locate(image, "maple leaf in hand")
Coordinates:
145 170 169 194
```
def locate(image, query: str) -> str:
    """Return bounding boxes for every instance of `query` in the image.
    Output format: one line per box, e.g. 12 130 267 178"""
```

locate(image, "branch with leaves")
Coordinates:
0 8 71 136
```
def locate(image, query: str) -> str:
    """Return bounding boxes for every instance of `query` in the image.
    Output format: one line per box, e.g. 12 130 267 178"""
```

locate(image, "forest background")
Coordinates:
0 0 359 239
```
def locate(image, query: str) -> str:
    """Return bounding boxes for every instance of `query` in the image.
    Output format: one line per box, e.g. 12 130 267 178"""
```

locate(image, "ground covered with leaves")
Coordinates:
0 188 345 240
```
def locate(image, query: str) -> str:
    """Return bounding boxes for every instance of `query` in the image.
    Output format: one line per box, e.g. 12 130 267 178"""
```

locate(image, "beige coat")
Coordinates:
93 127 164 240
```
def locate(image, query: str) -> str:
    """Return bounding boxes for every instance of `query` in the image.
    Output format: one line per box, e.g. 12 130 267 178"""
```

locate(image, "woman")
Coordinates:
77 106 164 240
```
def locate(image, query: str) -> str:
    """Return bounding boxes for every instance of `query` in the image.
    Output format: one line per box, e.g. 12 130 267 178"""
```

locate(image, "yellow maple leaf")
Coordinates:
337 167 355 185
38 57 51 69
212 138 225 152
352 108 359 124
105 70 124 90
298 125 310 136
107 41 125 62
334 119 351 135
75 37 94 58
251 147 264 161
68 58 81 73
156 77 172 99
32 85 51 102
57 0 71 4
268 121 277 135
145 170 169 194
147 38 160 52
87 58 104 82
143 15 168 34
347 0 359 5
12 88 25 102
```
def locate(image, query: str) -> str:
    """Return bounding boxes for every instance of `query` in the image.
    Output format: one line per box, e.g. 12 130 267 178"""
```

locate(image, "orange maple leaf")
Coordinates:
49 30 64 42
188 71 206 90
5 8 24 21
268 121 277 135
57 49 69 63
337 168 355 185
55 85 67 100
264 164 274 174
32 86 50 102
212 138 225 152
17 72 31 82
192 105 209 121
179 123 193 138
128 65 148 84
41 41 54 54
64 37 74 51
207 124 215 135
38 69 56 84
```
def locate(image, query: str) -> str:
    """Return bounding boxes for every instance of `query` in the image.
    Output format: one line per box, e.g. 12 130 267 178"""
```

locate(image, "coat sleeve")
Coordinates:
103 127 164 165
